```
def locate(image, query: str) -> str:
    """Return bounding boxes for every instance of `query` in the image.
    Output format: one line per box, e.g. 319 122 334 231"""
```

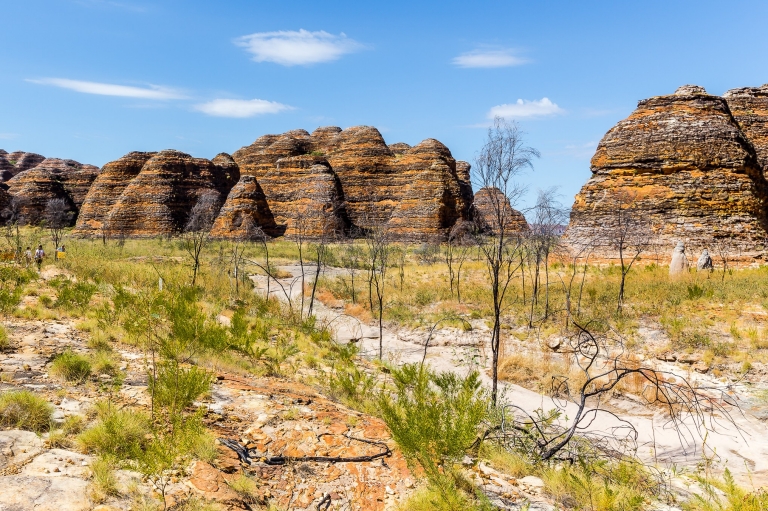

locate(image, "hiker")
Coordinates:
56 245 66 260
24 247 32 267
34 245 44 271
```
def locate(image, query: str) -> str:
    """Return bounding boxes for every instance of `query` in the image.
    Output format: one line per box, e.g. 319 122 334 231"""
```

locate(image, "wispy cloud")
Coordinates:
27 78 187 100
0 133 18 140
488 98 564 119
194 98 293 118
235 29 364 66
453 48 527 68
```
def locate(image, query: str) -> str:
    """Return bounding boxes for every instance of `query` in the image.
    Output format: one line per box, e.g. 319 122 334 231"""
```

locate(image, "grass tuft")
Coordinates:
50 349 92 383
0 390 54 432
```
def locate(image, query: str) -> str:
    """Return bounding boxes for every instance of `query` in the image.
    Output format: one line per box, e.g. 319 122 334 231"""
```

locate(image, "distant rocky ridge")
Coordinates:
3 127 533 241
566 84 768 256
74 126 485 241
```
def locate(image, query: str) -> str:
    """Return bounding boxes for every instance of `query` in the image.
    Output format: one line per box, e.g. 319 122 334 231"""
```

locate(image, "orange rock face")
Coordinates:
74 150 238 237
5 158 99 225
74 151 154 237
219 126 471 240
566 85 768 254
473 187 529 235
74 126 471 240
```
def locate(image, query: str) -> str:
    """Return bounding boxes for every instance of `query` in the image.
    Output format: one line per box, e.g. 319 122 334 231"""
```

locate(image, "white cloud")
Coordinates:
453 49 528 68
488 98 564 119
194 98 293 118
235 29 364 66
0 133 17 140
27 78 186 99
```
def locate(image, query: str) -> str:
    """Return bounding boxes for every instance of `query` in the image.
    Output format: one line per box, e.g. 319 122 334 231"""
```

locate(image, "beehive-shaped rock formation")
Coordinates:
566 85 768 253
221 126 472 240
0 150 45 181
473 187 529 235
74 150 238 237
74 152 154 236
6 158 99 224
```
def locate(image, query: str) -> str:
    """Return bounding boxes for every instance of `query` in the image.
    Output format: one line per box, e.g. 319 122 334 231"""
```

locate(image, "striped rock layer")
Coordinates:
5 158 100 225
566 85 768 255
0 151 45 181
74 150 238 237
211 126 472 240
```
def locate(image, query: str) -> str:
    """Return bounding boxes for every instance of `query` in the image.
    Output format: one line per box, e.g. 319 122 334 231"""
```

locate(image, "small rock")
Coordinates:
519 475 545 488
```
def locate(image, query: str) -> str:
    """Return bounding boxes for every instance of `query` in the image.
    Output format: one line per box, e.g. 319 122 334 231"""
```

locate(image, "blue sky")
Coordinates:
3 0 768 209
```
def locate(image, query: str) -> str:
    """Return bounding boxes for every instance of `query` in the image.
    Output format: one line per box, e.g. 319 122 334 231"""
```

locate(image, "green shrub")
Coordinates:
414 289 436 306
227 474 259 503
91 351 120 376
90 455 120 500
50 349 92 383
379 364 489 507
329 363 377 411
0 390 54 431
55 281 97 311
0 287 22 316
148 363 211 413
78 403 150 459
542 459 655 511
687 468 768 511
0 324 12 352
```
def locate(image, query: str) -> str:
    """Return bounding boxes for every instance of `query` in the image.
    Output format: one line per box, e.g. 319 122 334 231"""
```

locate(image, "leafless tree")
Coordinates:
2 196 29 261
526 188 567 325
43 198 74 252
340 242 363 304
229 215 265 297
557 233 597 324
182 190 221 286
711 238 732 282
473 116 539 404
290 207 314 320
307 217 340 319
444 223 471 302
495 321 741 463
363 214 392 359
602 191 652 313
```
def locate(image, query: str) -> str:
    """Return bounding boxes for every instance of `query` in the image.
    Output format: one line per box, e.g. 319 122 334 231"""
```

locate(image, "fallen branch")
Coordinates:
220 433 392 466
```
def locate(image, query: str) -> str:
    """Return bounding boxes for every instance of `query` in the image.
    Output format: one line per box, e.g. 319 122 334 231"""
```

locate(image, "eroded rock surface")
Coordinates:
74 150 238 237
566 85 768 254
6 158 99 225
473 187 529 235
222 126 471 240
0 150 46 181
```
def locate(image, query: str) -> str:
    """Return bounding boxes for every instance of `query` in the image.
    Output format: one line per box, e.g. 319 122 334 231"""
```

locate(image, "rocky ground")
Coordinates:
0 276 560 510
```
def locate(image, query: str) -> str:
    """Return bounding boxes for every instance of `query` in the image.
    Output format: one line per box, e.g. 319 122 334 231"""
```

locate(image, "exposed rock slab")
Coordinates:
566 85 768 255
